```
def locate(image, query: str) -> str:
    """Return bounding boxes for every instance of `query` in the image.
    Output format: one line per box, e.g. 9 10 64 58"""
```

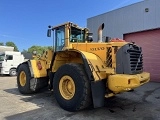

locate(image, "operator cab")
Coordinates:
47 22 92 52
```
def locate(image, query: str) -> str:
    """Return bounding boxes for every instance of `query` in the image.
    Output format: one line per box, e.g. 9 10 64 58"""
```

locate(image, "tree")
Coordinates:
6 41 19 51
28 46 45 55
27 45 53 55
47 46 53 50
0 42 4 46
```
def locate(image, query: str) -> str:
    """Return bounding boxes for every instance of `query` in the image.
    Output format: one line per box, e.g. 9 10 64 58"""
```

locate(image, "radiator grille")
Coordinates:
128 44 143 72
116 43 143 74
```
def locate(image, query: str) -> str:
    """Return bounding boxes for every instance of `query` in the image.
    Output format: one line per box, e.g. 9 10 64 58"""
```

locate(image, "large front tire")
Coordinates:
17 64 33 94
53 63 92 112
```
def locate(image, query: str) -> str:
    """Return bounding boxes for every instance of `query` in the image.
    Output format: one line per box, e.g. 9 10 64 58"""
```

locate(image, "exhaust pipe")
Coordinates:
97 23 105 42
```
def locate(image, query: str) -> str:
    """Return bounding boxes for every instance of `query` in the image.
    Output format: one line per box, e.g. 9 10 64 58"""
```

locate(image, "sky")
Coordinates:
0 0 143 52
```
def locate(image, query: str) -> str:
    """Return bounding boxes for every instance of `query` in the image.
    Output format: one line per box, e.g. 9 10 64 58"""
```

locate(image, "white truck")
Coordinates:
0 51 25 76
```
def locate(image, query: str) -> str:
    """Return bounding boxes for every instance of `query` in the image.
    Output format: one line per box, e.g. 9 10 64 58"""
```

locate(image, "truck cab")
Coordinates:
0 51 25 76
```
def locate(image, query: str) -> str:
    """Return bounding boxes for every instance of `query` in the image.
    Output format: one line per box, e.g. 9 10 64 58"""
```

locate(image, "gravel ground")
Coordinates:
0 76 160 120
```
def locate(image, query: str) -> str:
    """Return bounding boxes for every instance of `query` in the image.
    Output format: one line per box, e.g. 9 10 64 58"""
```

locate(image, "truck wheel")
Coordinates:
17 64 33 94
9 69 17 76
53 63 92 111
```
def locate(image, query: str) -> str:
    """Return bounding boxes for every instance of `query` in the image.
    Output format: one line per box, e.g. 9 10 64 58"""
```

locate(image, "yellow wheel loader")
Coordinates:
17 22 150 112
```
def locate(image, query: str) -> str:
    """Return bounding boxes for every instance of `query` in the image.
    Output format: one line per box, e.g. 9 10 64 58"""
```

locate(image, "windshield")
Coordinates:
70 27 85 43
0 54 5 61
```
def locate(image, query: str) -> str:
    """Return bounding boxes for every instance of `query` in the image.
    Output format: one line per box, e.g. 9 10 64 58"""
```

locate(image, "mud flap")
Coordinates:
91 80 106 108
30 77 49 91
48 72 54 90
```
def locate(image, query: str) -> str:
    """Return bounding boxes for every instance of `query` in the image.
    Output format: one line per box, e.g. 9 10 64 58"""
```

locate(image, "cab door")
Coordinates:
5 54 14 72
55 26 65 51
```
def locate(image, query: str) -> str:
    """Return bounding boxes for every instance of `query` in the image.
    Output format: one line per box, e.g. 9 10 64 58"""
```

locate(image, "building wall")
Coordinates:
124 29 160 82
87 0 160 41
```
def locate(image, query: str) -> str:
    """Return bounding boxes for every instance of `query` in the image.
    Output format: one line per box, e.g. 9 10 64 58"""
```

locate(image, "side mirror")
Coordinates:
5 56 8 61
47 29 51 37
87 33 93 42
47 25 52 37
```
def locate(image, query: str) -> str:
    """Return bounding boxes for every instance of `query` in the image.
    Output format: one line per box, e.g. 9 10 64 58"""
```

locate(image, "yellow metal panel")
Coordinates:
51 50 113 81
86 43 107 64
107 42 128 46
45 50 53 69
108 72 150 93
52 51 83 72
80 51 108 81
71 42 128 67
72 43 87 51
72 43 108 64
40 50 53 69
30 60 47 78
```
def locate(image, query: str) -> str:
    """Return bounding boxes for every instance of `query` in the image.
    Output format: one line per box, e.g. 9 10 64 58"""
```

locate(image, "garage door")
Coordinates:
124 29 160 82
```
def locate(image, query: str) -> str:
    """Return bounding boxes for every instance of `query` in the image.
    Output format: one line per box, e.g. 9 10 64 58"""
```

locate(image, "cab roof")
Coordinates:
51 22 87 31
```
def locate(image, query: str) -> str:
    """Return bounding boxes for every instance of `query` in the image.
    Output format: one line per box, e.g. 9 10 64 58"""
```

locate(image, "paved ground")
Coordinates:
0 76 160 120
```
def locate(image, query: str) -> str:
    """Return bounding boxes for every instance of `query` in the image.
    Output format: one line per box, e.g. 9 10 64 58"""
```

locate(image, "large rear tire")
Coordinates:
53 63 92 112
17 64 33 94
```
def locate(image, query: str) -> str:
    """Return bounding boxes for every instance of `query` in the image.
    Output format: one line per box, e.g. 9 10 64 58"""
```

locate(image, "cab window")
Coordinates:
70 27 85 43
0 54 5 61
6 55 13 60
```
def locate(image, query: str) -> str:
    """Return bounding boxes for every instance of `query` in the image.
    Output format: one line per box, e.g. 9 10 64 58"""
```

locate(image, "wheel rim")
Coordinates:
12 70 16 75
19 71 26 86
59 75 75 100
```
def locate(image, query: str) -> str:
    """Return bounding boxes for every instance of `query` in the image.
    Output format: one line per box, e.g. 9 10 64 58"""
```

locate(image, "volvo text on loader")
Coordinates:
17 22 150 112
